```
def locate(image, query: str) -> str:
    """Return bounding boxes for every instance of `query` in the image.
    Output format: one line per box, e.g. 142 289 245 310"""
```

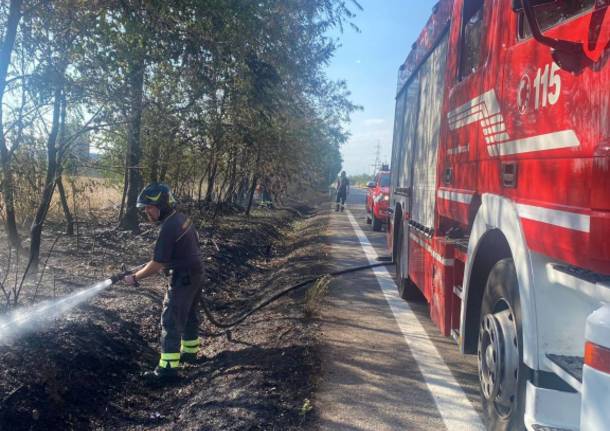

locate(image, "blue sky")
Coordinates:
326 1 437 176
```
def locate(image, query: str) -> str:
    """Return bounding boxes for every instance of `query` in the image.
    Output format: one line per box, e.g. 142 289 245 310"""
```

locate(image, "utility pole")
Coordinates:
370 141 381 175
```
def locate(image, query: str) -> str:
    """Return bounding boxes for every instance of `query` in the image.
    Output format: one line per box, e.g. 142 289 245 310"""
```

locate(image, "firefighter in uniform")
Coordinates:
335 171 350 212
123 183 203 382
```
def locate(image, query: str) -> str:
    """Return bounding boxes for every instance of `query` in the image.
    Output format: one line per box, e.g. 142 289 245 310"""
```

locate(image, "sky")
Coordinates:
326 1 438 176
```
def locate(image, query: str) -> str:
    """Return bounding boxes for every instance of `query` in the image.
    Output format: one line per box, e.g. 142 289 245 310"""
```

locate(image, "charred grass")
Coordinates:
0 196 331 430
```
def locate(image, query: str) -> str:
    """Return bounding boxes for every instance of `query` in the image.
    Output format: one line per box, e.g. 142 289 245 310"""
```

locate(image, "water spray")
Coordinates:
0 258 395 343
0 266 140 344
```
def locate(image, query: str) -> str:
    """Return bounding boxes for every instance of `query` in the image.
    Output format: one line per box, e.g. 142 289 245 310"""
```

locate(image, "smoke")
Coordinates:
0 278 113 344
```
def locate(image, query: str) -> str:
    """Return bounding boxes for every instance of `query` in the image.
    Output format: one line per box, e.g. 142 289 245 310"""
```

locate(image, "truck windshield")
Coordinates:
380 174 390 187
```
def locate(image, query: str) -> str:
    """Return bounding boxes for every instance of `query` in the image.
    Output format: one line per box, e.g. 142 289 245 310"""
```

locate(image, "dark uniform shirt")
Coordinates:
153 211 202 272
337 177 350 194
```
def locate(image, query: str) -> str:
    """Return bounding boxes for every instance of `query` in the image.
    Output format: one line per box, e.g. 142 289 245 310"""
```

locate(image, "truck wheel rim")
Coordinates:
478 306 519 419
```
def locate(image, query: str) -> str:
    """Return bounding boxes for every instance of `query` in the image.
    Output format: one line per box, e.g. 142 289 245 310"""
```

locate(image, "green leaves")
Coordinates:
1 0 358 222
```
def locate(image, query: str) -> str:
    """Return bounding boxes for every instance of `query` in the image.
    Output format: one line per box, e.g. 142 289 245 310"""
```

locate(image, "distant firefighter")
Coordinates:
335 171 350 212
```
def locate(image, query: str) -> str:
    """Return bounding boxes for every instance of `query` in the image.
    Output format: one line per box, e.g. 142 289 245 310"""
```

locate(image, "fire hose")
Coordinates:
110 258 394 329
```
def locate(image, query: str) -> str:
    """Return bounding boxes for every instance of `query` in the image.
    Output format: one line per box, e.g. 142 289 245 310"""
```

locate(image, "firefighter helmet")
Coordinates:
137 183 176 211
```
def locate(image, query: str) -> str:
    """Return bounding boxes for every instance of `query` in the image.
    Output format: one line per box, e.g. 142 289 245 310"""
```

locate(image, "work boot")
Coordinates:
340 205 345 212
181 352 205 365
181 338 202 364
335 204 340 212
141 366 178 385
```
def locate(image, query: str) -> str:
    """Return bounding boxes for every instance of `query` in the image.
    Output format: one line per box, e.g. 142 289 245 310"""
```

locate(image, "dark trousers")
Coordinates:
160 268 202 354
336 190 347 206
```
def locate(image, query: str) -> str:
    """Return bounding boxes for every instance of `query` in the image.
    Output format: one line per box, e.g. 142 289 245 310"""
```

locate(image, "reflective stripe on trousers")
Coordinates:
181 337 200 354
159 352 181 369
160 269 203 355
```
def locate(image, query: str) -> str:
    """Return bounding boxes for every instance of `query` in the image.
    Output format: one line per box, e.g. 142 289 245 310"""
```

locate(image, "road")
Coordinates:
315 187 485 430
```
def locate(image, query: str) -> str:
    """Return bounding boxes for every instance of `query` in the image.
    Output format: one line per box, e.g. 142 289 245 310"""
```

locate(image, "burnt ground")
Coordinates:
0 194 332 430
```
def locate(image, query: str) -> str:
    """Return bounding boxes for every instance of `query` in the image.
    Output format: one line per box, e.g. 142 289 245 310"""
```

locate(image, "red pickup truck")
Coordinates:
366 170 390 231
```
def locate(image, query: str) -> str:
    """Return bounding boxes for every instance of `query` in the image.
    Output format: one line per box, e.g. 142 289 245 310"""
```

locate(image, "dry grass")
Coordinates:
304 275 332 318
1 177 123 226
47 177 122 220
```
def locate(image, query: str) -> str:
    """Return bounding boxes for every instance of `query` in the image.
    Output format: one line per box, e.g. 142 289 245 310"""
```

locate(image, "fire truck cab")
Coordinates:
366 166 391 231
389 1 610 429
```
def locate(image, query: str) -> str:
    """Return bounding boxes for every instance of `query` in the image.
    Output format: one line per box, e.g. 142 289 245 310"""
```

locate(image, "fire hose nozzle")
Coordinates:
110 270 132 285
109 263 143 285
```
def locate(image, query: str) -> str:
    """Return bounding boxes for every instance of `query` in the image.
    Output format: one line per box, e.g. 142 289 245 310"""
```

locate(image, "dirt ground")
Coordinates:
0 194 331 430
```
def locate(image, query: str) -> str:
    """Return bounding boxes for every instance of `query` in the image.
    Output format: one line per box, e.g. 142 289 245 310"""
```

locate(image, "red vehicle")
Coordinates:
366 168 391 231
388 1 610 430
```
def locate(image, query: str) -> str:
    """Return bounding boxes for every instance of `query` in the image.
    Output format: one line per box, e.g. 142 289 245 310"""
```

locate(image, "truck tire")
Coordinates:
394 219 420 300
478 258 526 431
372 210 382 231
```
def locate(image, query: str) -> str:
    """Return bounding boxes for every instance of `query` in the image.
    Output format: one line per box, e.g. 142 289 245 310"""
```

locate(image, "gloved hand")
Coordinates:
124 274 138 286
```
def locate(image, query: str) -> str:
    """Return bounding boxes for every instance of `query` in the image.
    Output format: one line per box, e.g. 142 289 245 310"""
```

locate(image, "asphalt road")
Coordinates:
315 187 485 430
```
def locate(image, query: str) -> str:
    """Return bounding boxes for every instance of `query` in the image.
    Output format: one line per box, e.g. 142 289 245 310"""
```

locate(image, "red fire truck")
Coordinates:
388 1 610 430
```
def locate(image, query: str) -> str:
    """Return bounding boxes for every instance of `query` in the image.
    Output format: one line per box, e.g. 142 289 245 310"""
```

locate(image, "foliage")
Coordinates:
0 0 360 271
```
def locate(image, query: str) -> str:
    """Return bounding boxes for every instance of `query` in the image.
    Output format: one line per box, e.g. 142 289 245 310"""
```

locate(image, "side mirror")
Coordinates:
367 181 375 188
511 0 550 11
517 0 592 73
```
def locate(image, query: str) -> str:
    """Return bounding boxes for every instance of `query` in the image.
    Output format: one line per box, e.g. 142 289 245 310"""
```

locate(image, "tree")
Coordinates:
1 0 361 262
0 0 24 248
23 0 77 268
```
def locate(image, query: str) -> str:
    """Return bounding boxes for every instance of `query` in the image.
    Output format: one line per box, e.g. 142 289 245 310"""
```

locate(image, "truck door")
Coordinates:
392 75 420 282
501 1 601 270
441 0 504 227
501 1 610 360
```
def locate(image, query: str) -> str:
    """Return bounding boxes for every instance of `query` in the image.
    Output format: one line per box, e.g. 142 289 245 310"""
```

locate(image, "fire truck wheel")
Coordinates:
477 258 526 431
372 212 382 231
394 219 419 300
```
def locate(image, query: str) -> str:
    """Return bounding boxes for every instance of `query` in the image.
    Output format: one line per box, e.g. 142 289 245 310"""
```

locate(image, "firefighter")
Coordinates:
123 183 204 382
335 171 350 212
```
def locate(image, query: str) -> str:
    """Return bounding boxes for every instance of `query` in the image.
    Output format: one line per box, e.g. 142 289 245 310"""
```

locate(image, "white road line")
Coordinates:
346 210 485 431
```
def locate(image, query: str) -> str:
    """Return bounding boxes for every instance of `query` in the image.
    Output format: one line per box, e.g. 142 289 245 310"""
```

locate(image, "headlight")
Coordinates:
383 195 389 201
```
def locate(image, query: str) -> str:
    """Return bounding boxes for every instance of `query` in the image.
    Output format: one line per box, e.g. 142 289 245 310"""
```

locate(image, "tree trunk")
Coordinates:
56 91 73 235
57 175 73 235
0 0 23 249
159 145 168 182
0 152 19 247
118 150 128 222
149 139 159 184
29 88 63 270
204 150 217 202
154 130 175 184
245 174 258 217
197 173 205 203
217 165 231 204
236 175 248 206
223 151 238 203
120 57 145 231
159 162 167 183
